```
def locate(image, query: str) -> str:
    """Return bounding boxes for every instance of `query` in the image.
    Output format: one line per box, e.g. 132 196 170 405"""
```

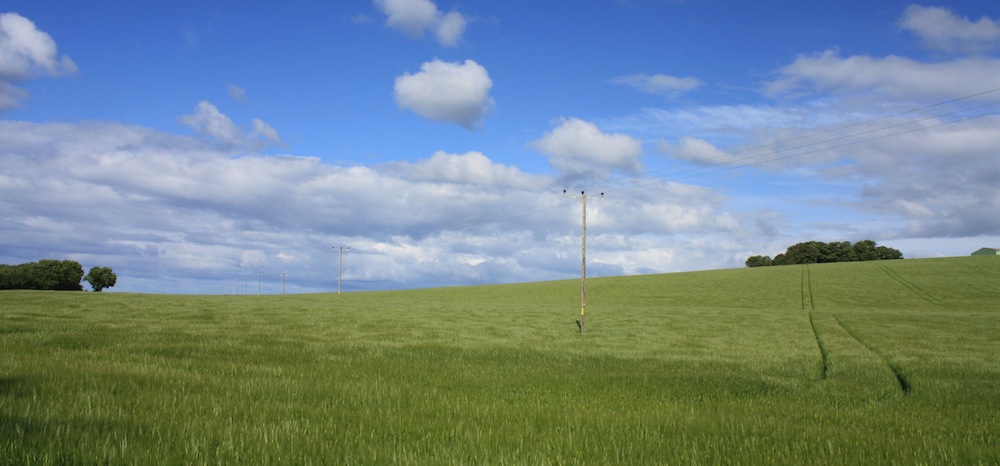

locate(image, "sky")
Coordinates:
1 0 999 294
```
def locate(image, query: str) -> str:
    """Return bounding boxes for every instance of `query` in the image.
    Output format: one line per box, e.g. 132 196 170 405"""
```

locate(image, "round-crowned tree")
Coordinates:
84 266 117 292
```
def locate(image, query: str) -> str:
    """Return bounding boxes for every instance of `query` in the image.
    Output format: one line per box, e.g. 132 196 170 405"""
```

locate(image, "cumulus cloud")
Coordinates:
529 118 643 178
394 59 494 129
900 5 1000 53
178 101 282 149
610 73 702 97
374 0 468 46
0 12 77 110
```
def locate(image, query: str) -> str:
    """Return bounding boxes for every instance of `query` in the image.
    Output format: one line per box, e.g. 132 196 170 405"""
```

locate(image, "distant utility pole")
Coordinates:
333 246 350 295
278 272 289 296
256 271 263 296
564 190 603 334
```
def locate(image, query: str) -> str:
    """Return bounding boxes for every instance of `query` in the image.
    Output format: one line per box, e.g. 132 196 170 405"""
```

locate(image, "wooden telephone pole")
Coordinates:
564 190 603 333
333 246 349 295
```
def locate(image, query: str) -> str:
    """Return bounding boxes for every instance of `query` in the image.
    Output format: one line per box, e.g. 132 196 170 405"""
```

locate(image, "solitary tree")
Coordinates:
84 266 117 292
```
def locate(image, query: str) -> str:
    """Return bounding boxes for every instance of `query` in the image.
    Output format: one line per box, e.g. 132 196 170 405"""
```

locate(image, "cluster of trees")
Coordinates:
746 240 903 267
0 260 117 292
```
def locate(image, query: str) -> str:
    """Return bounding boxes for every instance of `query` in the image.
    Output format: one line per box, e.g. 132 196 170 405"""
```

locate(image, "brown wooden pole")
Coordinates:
580 192 587 334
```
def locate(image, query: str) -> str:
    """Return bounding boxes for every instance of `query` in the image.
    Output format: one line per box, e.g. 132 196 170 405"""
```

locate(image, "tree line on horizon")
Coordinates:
746 240 903 267
0 259 117 292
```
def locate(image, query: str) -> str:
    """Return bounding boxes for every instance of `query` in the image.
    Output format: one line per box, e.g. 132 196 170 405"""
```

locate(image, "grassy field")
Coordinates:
1 256 998 464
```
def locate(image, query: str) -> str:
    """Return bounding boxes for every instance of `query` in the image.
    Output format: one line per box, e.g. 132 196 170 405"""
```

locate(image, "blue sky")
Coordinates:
2 0 999 293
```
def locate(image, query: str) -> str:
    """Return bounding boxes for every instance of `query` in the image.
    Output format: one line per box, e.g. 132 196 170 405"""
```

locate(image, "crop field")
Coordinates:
1 256 998 464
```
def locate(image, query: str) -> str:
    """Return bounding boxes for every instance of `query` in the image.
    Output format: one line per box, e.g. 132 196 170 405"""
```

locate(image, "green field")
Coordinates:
1 256 998 464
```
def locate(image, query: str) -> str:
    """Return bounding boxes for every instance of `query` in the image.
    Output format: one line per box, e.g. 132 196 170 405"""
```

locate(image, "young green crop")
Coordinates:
0 256 997 464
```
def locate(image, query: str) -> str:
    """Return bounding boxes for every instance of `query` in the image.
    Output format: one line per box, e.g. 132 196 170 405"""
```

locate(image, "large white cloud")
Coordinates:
394 59 494 129
529 118 643 179
899 5 1000 53
0 12 76 110
373 0 467 46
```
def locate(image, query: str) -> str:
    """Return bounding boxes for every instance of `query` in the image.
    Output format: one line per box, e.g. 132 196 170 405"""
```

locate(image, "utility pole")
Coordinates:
564 190 603 333
333 246 350 295
278 272 289 296
256 272 263 296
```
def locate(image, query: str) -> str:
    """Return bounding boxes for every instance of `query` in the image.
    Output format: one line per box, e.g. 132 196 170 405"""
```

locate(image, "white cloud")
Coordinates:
394 59 494 129
610 73 702 97
657 137 736 165
373 0 468 46
435 10 467 47
900 5 1000 53
0 119 751 293
178 101 243 145
762 8 999 101
178 101 282 149
529 118 643 178
381 150 549 189
227 84 247 103
250 118 281 145
764 50 1000 100
0 12 77 110
850 116 1000 237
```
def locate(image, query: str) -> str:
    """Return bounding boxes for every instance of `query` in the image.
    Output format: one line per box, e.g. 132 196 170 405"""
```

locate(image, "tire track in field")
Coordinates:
807 312 829 381
831 314 911 394
803 266 827 380
877 264 942 306
800 264 815 311
962 261 998 278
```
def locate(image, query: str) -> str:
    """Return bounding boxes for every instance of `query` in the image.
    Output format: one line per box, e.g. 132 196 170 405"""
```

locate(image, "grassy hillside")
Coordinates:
1 256 998 464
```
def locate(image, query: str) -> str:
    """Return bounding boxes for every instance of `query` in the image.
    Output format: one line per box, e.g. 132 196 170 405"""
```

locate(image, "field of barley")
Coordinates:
1 256 998 464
